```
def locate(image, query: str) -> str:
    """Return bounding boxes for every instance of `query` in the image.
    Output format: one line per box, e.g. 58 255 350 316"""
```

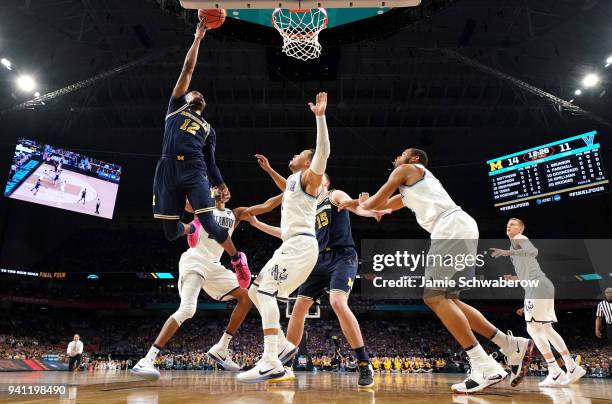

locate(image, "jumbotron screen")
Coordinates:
488 131 609 210
4 138 121 219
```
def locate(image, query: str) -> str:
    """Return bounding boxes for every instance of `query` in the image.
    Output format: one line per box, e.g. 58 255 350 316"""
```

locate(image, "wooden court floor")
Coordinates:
0 370 610 403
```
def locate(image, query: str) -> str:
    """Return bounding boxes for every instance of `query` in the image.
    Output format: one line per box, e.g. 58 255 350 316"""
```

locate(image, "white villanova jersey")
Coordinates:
280 171 317 241
399 164 460 234
509 238 547 281
181 208 236 265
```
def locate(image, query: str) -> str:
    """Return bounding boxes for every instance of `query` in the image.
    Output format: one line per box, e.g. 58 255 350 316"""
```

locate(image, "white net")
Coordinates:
272 8 328 61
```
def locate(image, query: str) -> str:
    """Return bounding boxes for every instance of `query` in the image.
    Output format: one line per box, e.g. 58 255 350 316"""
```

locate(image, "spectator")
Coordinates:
67 334 83 371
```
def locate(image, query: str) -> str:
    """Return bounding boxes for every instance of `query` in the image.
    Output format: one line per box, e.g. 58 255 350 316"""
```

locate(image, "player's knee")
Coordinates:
293 298 313 317
162 221 183 241
234 289 253 308
197 212 229 243
526 322 542 336
247 284 259 302
423 294 443 310
329 293 349 313
171 303 196 326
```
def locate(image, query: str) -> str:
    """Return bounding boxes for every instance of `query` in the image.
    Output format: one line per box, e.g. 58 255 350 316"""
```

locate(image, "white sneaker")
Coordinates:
129 358 160 381
267 366 296 383
451 356 508 394
278 341 298 365
236 357 285 384
207 344 241 371
503 332 535 387
562 365 586 385
538 370 566 387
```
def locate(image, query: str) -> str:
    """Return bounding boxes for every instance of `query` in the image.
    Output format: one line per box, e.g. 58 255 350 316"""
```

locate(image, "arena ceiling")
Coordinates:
0 0 610 236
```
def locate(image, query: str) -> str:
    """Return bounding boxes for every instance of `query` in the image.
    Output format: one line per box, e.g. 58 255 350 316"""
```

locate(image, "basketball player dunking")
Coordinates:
491 218 586 387
341 148 534 393
152 21 250 287
249 156 390 387
130 192 283 380
236 92 330 384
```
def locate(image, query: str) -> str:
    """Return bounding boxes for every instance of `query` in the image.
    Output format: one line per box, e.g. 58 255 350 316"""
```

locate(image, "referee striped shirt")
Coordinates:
596 300 612 325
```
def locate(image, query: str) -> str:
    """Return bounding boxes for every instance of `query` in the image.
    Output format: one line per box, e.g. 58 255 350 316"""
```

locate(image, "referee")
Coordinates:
67 334 83 371
595 287 612 345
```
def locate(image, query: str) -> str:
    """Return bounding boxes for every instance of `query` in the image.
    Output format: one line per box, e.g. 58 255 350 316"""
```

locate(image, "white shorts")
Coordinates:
254 235 319 300
425 210 479 291
524 277 557 323
178 260 239 302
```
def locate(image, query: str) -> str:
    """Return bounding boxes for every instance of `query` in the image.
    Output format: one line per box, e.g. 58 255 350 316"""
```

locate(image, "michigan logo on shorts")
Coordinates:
270 265 288 282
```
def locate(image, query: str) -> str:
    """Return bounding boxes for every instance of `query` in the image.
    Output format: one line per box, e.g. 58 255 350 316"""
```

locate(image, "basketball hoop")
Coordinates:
272 8 328 61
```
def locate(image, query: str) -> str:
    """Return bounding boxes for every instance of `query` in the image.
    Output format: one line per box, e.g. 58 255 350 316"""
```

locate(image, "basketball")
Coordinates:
198 9 226 30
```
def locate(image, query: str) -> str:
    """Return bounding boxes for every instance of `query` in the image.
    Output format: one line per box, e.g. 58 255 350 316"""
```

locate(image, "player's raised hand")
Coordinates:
374 209 392 223
308 92 328 116
255 154 271 172
195 21 207 40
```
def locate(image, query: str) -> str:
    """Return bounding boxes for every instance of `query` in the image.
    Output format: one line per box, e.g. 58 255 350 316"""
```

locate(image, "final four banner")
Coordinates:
360 239 611 300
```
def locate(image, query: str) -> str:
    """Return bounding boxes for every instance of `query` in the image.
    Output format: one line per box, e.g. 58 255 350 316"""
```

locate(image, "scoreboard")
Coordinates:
488 131 609 210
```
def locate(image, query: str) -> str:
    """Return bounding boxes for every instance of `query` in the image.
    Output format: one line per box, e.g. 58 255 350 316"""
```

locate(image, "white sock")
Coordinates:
466 344 488 364
263 335 278 361
491 329 513 353
277 328 288 349
145 346 159 363
562 354 576 371
547 360 562 376
219 332 233 350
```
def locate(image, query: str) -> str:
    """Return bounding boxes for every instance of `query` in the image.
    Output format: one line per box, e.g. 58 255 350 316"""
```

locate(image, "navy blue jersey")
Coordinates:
315 190 355 252
162 94 223 186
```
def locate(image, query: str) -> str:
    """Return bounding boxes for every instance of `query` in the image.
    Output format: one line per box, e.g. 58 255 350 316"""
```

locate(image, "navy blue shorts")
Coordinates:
152 157 215 220
297 246 358 301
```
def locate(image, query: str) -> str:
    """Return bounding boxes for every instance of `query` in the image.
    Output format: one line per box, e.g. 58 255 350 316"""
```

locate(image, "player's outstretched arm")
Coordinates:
246 215 282 239
172 22 207 97
234 194 283 224
203 129 228 199
255 154 287 191
360 165 412 210
302 92 330 196
331 190 391 222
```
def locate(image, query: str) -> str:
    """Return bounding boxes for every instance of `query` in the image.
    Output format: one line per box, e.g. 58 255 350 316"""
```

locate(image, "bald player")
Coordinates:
341 148 534 394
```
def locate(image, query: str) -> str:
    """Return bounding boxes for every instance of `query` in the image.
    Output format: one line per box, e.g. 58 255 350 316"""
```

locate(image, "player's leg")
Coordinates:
238 236 318 383
237 252 286 383
153 159 193 241
208 287 252 371
285 297 314 347
282 260 327 365
327 248 374 388
526 321 566 387
130 271 203 380
540 322 585 383
452 298 534 386
186 183 250 288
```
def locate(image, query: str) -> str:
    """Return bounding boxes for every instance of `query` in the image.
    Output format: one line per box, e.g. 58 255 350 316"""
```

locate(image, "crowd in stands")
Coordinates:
1 313 610 378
